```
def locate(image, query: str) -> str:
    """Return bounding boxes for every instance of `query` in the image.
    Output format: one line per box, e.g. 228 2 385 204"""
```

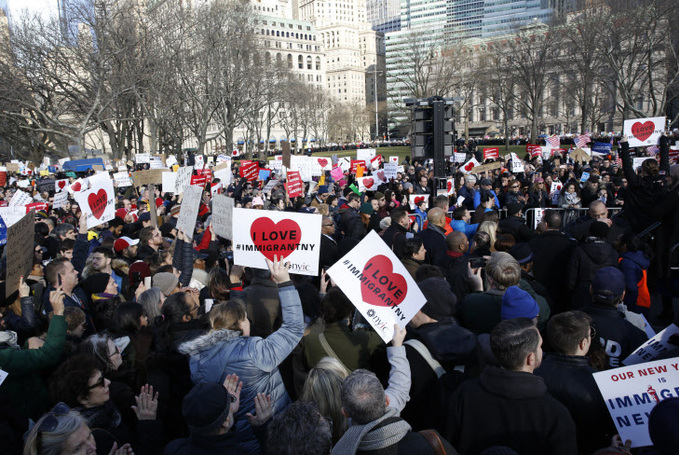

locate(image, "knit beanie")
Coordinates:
359 202 374 215
153 272 179 297
182 382 231 435
82 273 111 296
501 286 539 320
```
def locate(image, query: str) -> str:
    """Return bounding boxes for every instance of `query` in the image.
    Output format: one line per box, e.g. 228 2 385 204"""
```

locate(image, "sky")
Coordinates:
6 0 60 21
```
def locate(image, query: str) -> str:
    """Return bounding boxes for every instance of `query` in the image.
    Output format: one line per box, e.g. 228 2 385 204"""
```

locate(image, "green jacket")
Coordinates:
0 315 66 420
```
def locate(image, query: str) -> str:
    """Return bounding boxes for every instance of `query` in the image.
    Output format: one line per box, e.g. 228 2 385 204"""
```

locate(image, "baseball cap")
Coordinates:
114 236 139 253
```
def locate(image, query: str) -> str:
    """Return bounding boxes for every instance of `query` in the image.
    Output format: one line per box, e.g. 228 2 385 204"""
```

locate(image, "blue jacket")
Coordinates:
450 219 478 239
473 189 500 209
178 284 304 454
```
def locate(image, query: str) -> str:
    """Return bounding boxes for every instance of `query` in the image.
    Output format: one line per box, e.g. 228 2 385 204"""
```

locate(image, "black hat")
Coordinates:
509 243 533 264
507 202 524 217
138 212 151 222
182 382 232 435
417 277 456 320
479 178 492 186
82 273 111 295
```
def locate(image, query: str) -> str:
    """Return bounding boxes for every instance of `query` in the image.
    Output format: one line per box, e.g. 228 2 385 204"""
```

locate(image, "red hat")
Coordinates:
115 208 128 219
114 236 140 253
156 197 164 207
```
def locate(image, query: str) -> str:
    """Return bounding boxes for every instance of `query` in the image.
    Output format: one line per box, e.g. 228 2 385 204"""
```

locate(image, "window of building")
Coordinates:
298 55 303 69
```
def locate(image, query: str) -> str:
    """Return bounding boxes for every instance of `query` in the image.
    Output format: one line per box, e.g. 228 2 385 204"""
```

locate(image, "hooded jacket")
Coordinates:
565 239 619 309
619 250 651 308
178 284 304 455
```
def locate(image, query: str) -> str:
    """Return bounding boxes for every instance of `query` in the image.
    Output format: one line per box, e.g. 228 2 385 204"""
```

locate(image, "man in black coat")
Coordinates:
535 311 615 454
582 267 648 368
382 207 409 259
529 209 576 313
499 203 533 243
319 215 339 271
441 231 474 302
445 318 576 455
418 207 448 266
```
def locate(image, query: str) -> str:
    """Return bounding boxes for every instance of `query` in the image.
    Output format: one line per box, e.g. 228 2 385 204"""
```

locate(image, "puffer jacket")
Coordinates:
178 283 304 454
565 239 618 309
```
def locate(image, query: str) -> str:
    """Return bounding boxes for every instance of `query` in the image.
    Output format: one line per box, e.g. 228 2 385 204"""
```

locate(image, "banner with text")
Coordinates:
623 116 665 148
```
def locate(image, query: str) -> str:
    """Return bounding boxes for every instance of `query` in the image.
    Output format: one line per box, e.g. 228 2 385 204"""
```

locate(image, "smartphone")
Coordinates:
144 277 152 289
469 257 487 269
57 274 62 288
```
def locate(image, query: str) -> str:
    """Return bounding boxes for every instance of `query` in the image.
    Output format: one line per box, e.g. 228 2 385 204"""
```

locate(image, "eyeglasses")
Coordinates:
37 402 71 434
87 373 106 390
590 324 597 339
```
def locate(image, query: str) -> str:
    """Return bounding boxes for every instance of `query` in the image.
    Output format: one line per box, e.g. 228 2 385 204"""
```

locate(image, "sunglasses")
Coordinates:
87 373 106 390
38 402 71 434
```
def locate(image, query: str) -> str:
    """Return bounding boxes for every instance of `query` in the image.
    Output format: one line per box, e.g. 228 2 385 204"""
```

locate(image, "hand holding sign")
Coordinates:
265 255 291 284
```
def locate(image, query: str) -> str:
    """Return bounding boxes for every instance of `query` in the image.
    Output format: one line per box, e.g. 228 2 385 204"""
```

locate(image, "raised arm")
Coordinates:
384 325 411 413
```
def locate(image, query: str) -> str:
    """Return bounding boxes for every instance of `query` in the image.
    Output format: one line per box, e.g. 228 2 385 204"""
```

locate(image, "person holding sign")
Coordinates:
178 256 304 455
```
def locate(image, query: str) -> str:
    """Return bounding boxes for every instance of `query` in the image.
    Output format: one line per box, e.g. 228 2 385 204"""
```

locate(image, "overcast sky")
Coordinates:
6 0 59 21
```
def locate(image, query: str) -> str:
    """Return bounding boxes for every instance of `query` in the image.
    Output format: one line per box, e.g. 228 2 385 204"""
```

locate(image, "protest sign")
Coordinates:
446 177 455 196
460 157 480 174
632 157 648 171
580 171 590 183
52 191 68 210
569 148 591 163
483 148 499 160
239 161 259 182
330 166 343 181
358 176 379 192
526 144 541 157
286 170 304 198
350 160 366 174
55 179 70 193
92 165 105 172
211 194 235 240
313 157 331 175
113 172 133 188
135 153 150 164
511 158 524 174
389 156 399 164
383 162 398 180
531 208 546 230
550 182 563 194
453 152 466 163
9 190 32 207
624 324 679 366
166 156 178 167
161 172 178 193
290 156 312 182
0 206 29 227
194 155 204 170
593 357 679 448
213 161 232 186
174 166 193 195
232 208 321 276
0 216 5 246
327 230 427 342
623 117 665 148
5 163 20 173
370 155 382 170
669 145 679 163
409 194 428 210
5 210 35 298
262 179 279 194
356 148 376 162
0 170 5 187
149 155 165 169
258 169 271 181
132 169 168 188
75 173 115 229
26 202 48 214
593 142 613 155
36 178 55 195
471 161 502 174
541 147 554 160
190 175 208 187
338 157 351 172
175 185 203 241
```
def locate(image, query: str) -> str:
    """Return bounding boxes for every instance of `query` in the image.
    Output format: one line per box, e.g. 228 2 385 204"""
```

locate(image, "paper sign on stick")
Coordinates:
623 117 665 148
211 194 234 240
460 157 480 174
175 186 203 241
75 174 115 229
356 149 376 162
232 208 322 276
593 357 679 448
135 153 150 164
623 324 679 366
326 230 427 342
113 172 133 188
5 210 34 297
389 156 399 164
409 194 428 210
55 179 70 193
174 166 193 195
162 172 178 193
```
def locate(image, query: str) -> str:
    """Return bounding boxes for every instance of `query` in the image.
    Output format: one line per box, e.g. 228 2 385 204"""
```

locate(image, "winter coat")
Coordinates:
535 353 615 454
450 219 478 238
382 222 409 259
241 278 282 338
445 366 576 455
529 230 577 314
498 215 533 243
619 250 651 309
582 304 648 368
565 239 619 309
419 224 448 267
178 284 304 455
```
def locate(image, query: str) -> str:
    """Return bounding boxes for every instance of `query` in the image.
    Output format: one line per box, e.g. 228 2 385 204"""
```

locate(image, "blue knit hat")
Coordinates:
501 286 539 320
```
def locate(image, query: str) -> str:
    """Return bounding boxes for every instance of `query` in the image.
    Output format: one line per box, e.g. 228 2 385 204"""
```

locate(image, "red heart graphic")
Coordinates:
58 180 66 189
377 170 385 181
361 255 407 307
71 182 81 192
414 196 425 204
363 178 374 189
87 189 108 219
317 158 328 168
631 121 655 142
464 162 475 172
250 218 301 261
447 181 452 192
232 150 239 156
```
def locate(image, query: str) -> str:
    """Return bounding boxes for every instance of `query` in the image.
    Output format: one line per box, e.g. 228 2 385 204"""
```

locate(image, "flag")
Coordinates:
574 133 591 148
614 155 623 167
546 135 560 148
646 145 659 155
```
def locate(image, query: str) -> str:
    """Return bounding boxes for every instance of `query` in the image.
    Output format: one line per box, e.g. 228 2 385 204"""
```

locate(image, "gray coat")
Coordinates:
179 284 304 454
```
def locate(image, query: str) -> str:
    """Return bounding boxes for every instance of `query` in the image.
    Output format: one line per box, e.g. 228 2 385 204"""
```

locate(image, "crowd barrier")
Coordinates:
524 207 622 231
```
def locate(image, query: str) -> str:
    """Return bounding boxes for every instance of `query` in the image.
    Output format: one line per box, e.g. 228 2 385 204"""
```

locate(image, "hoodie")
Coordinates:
620 250 651 308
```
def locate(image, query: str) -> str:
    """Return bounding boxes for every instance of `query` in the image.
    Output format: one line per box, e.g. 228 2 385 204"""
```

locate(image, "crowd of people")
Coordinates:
1 132 679 455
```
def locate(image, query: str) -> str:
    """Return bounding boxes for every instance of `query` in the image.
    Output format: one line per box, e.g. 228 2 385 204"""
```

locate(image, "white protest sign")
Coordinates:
194 155 204 170
338 157 351 172
174 166 193 195
532 208 546 229
175 185 203 241
550 181 563 194
166 156 178 168
74 173 115 229
52 191 68 210
55 179 69 193
446 177 455 196
0 206 30 227
453 152 466 163
356 148 376 162
213 161 232 186
135 153 150 164
312 157 331 176
389 156 399 164
113 172 133 187
290 155 312 182
511 159 524 174
161 172 178 194
460 157 480 174
593 357 679 448
149 155 164 169
9 190 32 207
232 208 322 276
262 179 279 194
632 157 649 171
624 324 679 366
358 176 379 192
383 163 398 180
327 230 427 342
211 194 234 240
409 194 429 210
623 117 665 148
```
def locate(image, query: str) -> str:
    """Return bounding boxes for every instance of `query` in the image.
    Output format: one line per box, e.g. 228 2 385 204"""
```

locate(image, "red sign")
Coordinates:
350 160 366 174
250 218 301 261
0 172 6 187
526 144 542 157
196 168 213 183
190 175 208 186
287 171 304 198
239 161 259 182
26 202 49 213
483 148 499 160
370 155 383 168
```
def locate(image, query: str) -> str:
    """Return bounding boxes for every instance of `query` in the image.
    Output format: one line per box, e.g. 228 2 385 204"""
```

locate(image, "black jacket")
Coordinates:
529 230 576 313
498 215 533 243
445 366 576 455
382 223 408 259
535 353 615 454
582 304 648 368
419 224 448 266
565 239 618 309
165 431 245 455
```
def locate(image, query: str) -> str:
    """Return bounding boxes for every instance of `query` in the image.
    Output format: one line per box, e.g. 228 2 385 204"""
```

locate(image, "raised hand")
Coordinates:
246 393 273 427
222 373 242 415
131 384 158 421
265 255 291 284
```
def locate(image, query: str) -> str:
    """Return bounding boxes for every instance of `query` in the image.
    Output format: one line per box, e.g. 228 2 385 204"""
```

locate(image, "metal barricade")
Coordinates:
524 207 623 233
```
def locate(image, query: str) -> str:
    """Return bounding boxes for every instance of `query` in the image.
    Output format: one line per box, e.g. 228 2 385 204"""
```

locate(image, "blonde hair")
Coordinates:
485 252 521 290
209 299 246 333
23 410 88 455
300 357 349 443
479 221 498 252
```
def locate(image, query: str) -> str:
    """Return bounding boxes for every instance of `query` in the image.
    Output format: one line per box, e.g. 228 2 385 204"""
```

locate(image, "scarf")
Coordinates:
332 407 411 454
77 400 121 430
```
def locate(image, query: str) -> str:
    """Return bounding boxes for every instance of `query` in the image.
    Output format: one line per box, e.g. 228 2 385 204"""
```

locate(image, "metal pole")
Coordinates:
374 69 379 141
